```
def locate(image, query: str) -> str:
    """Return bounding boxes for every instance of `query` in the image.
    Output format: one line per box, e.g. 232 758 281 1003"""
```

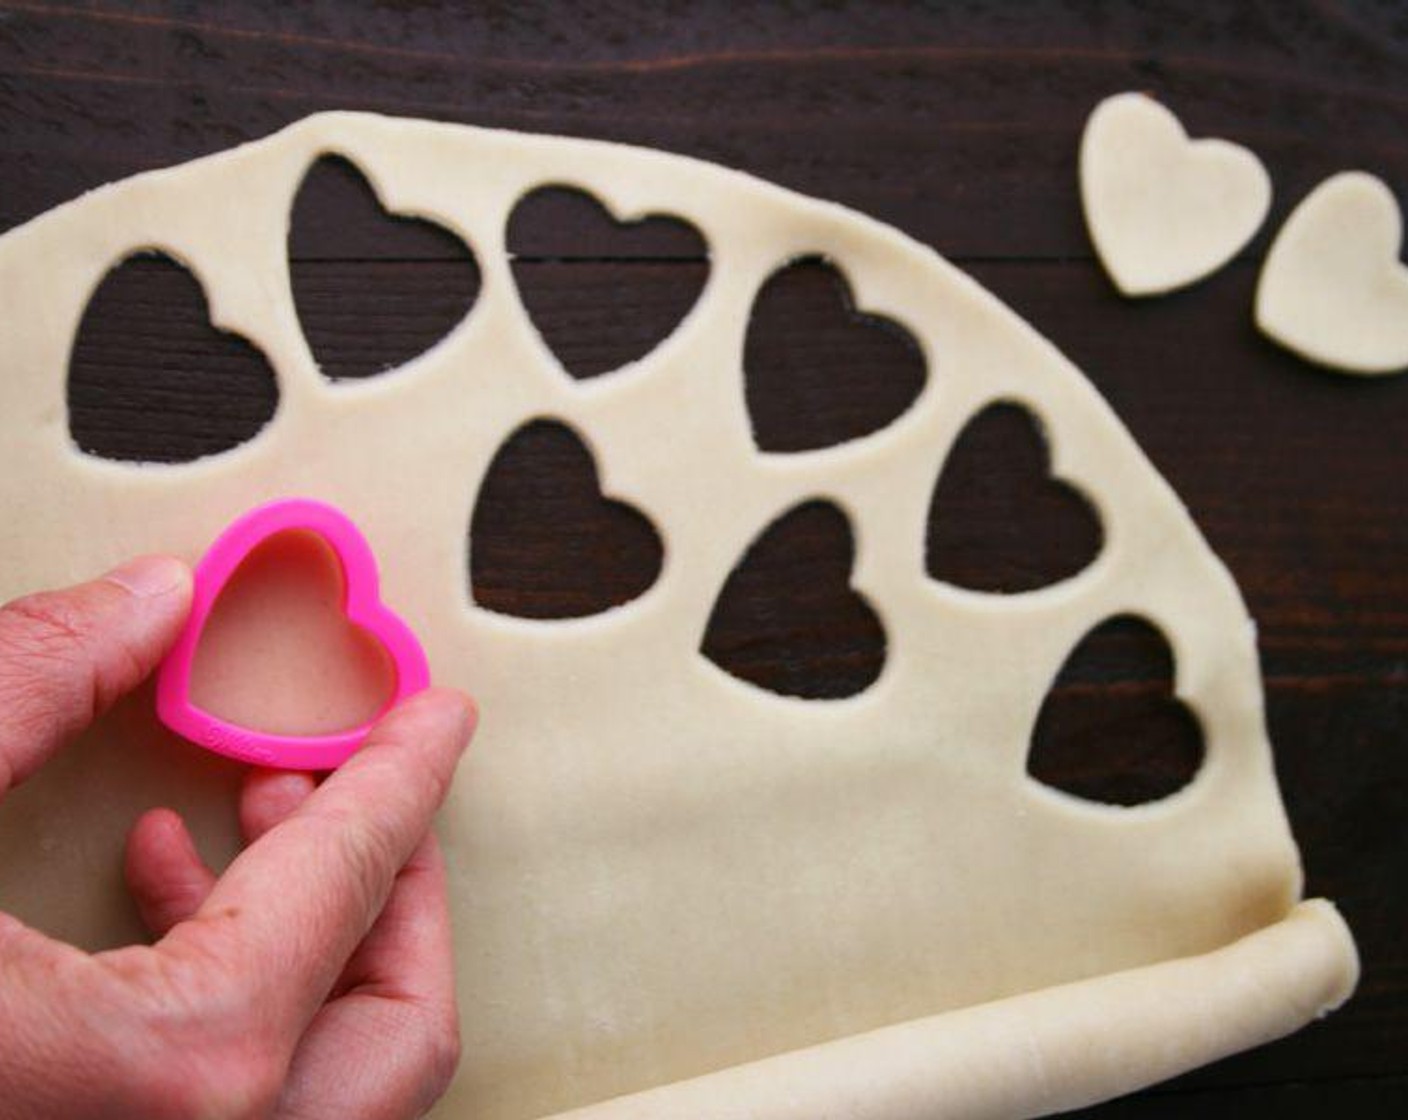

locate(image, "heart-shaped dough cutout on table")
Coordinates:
1081 92 1271 296
1255 171 1408 376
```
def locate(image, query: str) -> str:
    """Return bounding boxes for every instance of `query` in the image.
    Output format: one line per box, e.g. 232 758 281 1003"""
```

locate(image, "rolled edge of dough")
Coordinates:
546 900 1358 1120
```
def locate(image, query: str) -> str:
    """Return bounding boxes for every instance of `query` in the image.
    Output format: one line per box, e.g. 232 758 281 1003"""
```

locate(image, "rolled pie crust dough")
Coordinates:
0 114 1357 1119
1080 92 1271 297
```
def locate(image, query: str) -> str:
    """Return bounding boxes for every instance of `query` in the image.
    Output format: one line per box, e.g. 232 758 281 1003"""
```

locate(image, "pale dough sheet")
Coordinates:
0 114 1358 1118
556 901 1354 1120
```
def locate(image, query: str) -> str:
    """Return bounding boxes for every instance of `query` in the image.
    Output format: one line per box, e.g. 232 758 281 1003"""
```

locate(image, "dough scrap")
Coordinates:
0 113 1357 1119
1256 171 1408 376
1081 92 1271 296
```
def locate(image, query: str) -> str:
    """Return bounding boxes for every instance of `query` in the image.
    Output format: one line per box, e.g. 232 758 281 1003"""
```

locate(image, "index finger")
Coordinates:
160 687 474 1044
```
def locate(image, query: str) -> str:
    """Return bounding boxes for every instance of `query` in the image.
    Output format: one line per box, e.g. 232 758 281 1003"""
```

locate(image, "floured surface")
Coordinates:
0 114 1352 1118
1081 92 1270 297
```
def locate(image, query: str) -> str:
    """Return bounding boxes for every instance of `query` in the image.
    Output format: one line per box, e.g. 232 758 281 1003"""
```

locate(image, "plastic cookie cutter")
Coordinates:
155 498 430 770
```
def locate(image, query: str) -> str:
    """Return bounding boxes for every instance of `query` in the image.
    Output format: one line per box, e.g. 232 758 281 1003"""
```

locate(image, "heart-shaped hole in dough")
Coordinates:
68 252 278 463
745 257 926 452
702 500 885 698
927 403 1102 593
189 528 395 736
508 186 708 379
1027 615 1204 806
470 419 663 618
289 154 481 382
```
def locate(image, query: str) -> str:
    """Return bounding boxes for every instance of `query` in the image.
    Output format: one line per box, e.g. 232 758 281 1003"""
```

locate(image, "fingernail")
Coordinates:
104 555 190 599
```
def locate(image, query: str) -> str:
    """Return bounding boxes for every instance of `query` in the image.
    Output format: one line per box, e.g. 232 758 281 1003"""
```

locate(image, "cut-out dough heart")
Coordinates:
701 500 885 698
1255 171 1408 376
1081 92 1271 296
0 114 1356 1120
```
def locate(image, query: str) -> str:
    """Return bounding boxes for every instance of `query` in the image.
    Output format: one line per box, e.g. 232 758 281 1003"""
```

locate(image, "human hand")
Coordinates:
0 556 476 1120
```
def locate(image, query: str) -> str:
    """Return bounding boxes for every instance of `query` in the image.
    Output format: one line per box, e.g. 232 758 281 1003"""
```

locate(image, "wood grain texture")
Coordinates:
1 2 1404 1115
470 418 665 620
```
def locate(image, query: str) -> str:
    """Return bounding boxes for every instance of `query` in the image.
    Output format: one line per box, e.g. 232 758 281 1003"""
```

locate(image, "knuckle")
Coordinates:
194 1070 280 1120
150 1035 284 1120
12 950 283 1120
231 1042 286 1119
0 593 90 673
125 1056 216 1120
0 585 148 732
109 952 283 1120
1 590 91 648
76 1031 236 1120
1 586 87 639
0 594 98 732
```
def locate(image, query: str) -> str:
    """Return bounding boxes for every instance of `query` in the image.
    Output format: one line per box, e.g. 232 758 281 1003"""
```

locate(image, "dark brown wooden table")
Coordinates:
2 2 1405 1115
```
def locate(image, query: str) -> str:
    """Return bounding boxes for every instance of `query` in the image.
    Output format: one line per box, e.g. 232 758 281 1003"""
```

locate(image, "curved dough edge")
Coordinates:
545 900 1357 1120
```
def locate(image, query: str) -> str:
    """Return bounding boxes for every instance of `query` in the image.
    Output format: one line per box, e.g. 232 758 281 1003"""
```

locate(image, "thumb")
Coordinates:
0 555 191 796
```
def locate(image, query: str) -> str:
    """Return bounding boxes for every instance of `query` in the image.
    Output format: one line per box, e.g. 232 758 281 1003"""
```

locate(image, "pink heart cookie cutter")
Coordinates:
156 498 430 771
